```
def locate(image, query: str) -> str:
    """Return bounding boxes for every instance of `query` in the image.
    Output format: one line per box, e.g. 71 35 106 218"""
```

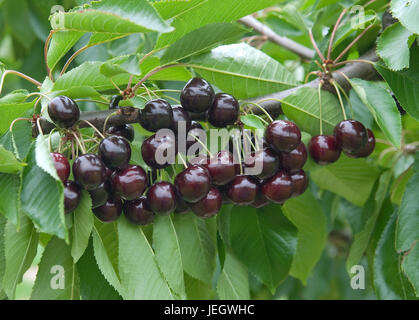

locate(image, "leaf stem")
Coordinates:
0 70 42 96
327 9 347 61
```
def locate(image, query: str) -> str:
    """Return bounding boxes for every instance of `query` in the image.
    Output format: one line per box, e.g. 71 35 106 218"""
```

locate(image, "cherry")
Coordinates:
186 121 204 151
109 95 123 109
88 181 110 209
227 175 258 205
174 189 190 214
111 164 148 200
244 148 279 180
308 135 341 165
190 187 222 219
99 135 131 170
93 196 122 223
175 164 211 203
123 196 155 225
290 170 308 198
252 186 270 209
48 96 80 128
334 120 367 154
347 128 375 158
265 120 301 152
139 99 173 132
172 106 191 134
188 154 209 166
141 134 177 169
64 180 81 213
280 142 307 173
180 78 214 113
262 170 293 204
107 124 134 142
51 152 70 182
146 181 177 215
206 151 239 185
208 93 239 128
73 154 106 190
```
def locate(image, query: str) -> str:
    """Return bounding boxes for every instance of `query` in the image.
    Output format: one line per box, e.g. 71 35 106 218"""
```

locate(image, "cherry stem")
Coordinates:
241 102 273 123
177 153 188 168
318 81 324 135
0 70 42 96
332 80 354 118
333 59 376 68
71 130 86 154
79 119 105 139
234 134 243 175
102 112 117 136
48 128 57 152
9 117 31 132
309 29 325 62
142 84 153 100
25 92 52 102
327 8 347 61
36 118 44 136
190 134 213 157
60 45 90 76
331 80 347 120
44 30 56 80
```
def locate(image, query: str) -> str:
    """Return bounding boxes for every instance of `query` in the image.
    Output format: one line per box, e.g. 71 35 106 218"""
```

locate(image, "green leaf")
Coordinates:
184 272 215 299
189 43 297 99
282 191 327 285
0 145 26 173
375 47 419 121
216 250 250 300
153 215 186 299
240 114 266 130
349 79 402 148
71 191 93 263
281 86 344 136
227 204 297 293
160 23 246 63
118 216 173 299
310 155 380 207
47 31 84 72
377 22 414 71
0 216 6 293
0 173 21 225
173 213 216 286
391 0 419 34
0 101 34 135
77 238 121 300
139 56 192 82
402 243 419 297
390 168 414 205
21 137 67 240
2 216 38 299
100 54 142 78
31 237 80 300
0 89 29 104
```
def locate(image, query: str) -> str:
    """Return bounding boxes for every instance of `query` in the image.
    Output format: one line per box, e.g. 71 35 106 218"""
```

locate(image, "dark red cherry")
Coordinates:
88 181 111 209
251 186 270 208
93 196 122 223
290 170 309 198
206 151 239 185
47 96 80 128
280 142 307 173
188 154 209 166
141 134 177 169
208 93 240 128
99 135 131 170
244 148 279 180
109 95 123 109
347 128 375 158
64 180 81 213
262 170 293 204
334 120 367 154
107 124 134 142
186 121 205 151
175 165 211 203
111 164 148 200
146 181 177 216
227 175 258 205
73 154 106 190
172 106 191 134
190 187 222 219
139 99 173 132
308 135 341 165
174 189 190 214
180 78 215 113
265 120 301 152
51 152 70 182
123 196 155 225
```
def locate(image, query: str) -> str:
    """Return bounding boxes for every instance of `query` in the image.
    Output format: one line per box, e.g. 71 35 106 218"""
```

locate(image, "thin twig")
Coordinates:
0 70 42 96
327 9 348 61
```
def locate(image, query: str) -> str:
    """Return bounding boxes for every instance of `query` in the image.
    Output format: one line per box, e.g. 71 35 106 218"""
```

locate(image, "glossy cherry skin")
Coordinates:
206 151 239 185
347 128 375 158
227 176 258 205
188 154 209 166
262 170 293 204
251 188 270 209
109 95 123 109
88 181 110 209
265 120 301 152
174 189 190 214
73 154 106 190
290 170 309 198
280 142 307 173
141 134 177 169
111 165 148 200
190 187 222 219
93 196 123 223
64 180 81 213
308 135 341 165
180 78 215 113
186 121 205 152
146 181 177 216
208 93 240 128
175 164 211 203
48 96 80 128
123 196 155 225
172 106 191 134
51 152 70 182
244 148 279 180
107 124 134 142
140 99 173 132
334 120 367 154
99 135 131 170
